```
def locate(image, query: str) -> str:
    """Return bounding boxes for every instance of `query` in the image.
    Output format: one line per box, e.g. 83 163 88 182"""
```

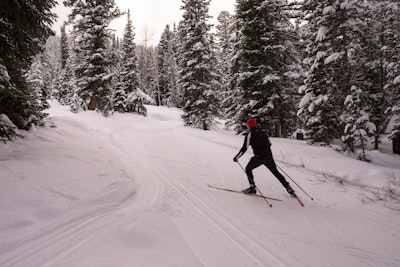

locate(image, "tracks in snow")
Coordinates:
0 181 137 267
111 128 291 267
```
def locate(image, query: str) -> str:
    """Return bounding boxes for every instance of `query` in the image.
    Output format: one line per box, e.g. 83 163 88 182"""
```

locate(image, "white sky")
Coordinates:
52 0 236 45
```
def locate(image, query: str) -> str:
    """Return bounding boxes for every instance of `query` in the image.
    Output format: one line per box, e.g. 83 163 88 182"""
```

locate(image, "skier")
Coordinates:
233 117 295 196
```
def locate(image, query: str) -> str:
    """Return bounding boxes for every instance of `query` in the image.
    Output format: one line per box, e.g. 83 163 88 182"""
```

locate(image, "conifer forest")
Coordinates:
1 0 399 159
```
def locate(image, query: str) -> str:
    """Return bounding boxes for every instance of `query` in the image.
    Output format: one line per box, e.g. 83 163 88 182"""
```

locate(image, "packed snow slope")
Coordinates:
1 101 400 267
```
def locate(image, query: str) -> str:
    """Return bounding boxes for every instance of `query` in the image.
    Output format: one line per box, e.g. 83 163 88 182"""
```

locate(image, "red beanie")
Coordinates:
246 118 256 128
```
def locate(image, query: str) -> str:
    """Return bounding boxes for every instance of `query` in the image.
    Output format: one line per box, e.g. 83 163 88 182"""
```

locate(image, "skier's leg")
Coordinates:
245 157 263 186
265 161 290 188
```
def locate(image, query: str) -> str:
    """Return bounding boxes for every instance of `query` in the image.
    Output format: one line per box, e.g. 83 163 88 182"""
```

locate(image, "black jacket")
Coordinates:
235 127 273 162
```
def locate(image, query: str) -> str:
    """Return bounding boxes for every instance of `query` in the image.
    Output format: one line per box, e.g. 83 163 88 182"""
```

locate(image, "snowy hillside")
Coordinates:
0 102 399 267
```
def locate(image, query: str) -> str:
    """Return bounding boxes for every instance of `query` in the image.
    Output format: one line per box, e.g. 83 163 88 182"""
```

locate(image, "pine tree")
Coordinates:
110 51 125 113
45 35 62 84
156 25 179 107
141 45 158 103
232 0 299 135
174 21 187 108
60 22 69 70
342 86 376 160
298 0 368 144
215 11 234 120
349 1 393 149
64 0 122 113
52 28 79 107
225 16 244 129
114 9 146 115
157 25 171 106
137 28 157 103
166 25 180 107
179 0 220 130
26 55 50 112
39 52 53 105
0 0 56 141
391 92 400 139
56 57 78 106
369 1 400 144
385 2 400 139
0 65 20 142
157 24 180 107
209 33 224 116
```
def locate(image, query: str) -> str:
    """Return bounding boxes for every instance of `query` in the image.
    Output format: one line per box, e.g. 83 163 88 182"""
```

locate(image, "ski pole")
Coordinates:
276 164 314 200
237 162 272 208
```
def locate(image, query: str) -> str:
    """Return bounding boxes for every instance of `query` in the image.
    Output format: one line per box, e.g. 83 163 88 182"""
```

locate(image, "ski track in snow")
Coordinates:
0 180 137 267
96 117 399 266
1 104 400 267
106 125 287 266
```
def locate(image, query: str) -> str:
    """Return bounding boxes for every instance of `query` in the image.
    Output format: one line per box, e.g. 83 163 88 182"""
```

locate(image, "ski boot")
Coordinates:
286 186 295 196
242 185 256 194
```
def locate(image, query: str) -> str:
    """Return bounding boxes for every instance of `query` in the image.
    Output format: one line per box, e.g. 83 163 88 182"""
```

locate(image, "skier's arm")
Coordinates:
233 132 251 161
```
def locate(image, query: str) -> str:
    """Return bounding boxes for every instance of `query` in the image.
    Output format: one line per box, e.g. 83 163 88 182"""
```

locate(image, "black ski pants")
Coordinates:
245 157 289 189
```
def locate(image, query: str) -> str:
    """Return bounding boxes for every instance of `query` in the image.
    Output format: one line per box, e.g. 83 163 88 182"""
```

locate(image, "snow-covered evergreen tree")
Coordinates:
351 1 398 149
0 65 20 142
55 57 78 106
215 11 235 120
174 21 188 108
157 24 180 107
166 25 180 107
298 0 368 144
370 1 400 142
26 56 50 112
136 28 158 103
391 93 400 139
232 0 299 135
179 0 220 130
52 27 79 107
60 23 69 70
113 9 146 115
64 0 122 113
0 0 56 141
342 86 376 160
224 16 243 129
44 36 62 100
157 25 172 106
386 11 400 139
110 50 125 113
209 33 224 116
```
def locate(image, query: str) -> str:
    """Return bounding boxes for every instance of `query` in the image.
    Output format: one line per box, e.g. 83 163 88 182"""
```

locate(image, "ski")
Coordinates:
207 184 282 201
292 193 304 207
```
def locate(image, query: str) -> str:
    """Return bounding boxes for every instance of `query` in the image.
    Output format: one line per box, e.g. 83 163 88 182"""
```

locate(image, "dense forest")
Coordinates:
1 0 399 160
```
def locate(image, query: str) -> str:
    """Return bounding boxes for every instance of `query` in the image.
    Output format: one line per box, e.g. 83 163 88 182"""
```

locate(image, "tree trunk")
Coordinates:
374 133 379 150
88 95 97 110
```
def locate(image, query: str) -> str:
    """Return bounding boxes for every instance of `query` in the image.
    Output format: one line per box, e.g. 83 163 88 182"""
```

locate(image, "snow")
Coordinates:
1 101 400 267
0 64 10 81
324 52 342 64
298 92 311 109
394 75 400 85
263 74 280 84
193 42 204 51
0 114 16 129
316 26 327 41
323 6 335 15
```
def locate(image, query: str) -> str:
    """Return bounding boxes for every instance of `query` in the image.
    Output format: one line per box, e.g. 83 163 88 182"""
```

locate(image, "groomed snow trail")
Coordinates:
75 106 400 267
1 104 399 267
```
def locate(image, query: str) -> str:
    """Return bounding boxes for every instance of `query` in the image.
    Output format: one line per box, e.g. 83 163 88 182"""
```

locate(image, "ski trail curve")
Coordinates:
0 180 137 267
108 125 292 267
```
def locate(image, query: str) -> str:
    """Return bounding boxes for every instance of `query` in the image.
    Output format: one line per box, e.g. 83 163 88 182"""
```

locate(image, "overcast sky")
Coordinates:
52 0 236 45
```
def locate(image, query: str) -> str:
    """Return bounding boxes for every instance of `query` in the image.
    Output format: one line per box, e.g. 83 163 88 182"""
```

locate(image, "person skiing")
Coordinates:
233 117 295 196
